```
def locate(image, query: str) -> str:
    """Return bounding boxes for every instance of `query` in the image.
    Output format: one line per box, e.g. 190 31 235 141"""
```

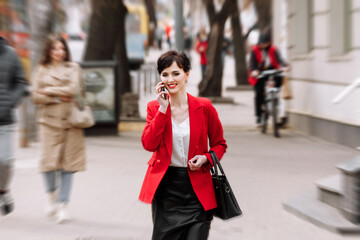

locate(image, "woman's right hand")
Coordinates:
155 82 169 114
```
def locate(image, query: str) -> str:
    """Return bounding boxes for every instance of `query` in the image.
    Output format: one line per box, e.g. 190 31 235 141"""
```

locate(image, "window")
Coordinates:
308 0 314 51
329 0 352 56
291 0 313 55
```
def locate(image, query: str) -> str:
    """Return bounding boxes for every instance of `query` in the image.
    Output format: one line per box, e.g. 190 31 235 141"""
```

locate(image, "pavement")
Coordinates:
1 49 360 240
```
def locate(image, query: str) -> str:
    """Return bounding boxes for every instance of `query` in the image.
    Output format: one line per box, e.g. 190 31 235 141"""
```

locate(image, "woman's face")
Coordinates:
160 61 189 96
200 32 207 42
50 40 66 63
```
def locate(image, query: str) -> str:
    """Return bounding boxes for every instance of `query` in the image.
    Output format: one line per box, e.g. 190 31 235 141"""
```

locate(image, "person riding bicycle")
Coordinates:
248 32 290 127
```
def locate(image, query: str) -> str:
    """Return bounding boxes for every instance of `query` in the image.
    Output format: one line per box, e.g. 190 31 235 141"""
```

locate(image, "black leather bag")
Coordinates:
209 151 242 220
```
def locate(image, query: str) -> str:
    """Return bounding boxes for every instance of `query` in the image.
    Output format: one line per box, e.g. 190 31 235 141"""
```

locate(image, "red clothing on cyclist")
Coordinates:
248 44 288 86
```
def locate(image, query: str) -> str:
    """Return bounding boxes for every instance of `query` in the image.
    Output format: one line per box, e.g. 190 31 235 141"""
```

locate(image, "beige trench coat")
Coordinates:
32 62 86 173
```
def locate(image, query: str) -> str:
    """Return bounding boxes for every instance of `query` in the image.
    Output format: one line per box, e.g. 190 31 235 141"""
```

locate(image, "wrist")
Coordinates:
201 155 209 164
159 106 167 114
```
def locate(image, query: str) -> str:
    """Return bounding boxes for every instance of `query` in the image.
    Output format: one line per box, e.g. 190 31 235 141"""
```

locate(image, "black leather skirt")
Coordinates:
151 166 213 240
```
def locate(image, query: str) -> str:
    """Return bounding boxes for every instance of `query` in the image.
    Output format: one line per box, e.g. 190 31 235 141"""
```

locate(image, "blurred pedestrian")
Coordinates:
0 36 27 216
155 24 164 50
139 50 227 239
195 29 208 78
248 32 290 127
183 26 193 61
31 34 86 224
165 24 172 49
222 30 232 66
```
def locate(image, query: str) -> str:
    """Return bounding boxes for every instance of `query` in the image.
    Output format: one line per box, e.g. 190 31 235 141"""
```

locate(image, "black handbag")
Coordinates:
209 151 242 220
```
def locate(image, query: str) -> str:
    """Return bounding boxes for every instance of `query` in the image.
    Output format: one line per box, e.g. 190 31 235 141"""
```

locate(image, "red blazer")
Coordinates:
139 93 227 211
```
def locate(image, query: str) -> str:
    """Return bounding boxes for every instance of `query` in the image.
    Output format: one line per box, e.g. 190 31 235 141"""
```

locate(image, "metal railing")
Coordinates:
131 62 159 97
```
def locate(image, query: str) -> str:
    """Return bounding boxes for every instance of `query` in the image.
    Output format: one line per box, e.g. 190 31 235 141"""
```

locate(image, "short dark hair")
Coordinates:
157 50 191 74
39 33 71 66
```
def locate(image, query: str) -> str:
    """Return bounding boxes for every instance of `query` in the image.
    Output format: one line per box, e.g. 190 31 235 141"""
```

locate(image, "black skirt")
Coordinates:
152 166 213 240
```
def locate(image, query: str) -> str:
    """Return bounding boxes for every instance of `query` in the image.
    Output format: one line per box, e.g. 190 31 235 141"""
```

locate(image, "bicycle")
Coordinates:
256 69 284 138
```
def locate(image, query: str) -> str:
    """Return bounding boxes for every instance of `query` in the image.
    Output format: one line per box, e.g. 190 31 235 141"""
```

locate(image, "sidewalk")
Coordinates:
2 131 359 240
1 49 359 240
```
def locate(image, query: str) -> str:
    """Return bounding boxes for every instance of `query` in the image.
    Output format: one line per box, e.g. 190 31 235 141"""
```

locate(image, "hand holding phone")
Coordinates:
156 81 169 113
161 86 167 100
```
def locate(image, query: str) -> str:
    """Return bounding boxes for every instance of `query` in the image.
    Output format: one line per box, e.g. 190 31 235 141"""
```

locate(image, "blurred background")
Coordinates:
1 0 359 146
1 0 360 239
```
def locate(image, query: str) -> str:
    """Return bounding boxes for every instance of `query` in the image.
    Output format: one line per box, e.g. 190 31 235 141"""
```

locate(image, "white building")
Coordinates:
273 0 360 148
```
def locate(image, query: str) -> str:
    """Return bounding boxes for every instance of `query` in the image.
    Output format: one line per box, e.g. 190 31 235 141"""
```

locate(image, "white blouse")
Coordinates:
170 117 190 167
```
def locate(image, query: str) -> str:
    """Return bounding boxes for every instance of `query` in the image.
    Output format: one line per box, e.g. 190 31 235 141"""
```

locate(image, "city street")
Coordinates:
1 129 359 239
1 50 360 239
1 0 359 238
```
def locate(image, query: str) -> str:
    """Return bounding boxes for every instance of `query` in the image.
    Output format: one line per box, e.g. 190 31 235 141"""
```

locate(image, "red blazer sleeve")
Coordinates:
141 101 168 152
203 100 227 168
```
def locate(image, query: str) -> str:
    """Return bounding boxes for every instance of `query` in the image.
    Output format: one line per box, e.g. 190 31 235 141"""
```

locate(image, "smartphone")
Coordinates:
161 86 167 100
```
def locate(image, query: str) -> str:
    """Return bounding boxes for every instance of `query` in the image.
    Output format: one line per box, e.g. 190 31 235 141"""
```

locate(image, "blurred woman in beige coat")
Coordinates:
32 34 86 224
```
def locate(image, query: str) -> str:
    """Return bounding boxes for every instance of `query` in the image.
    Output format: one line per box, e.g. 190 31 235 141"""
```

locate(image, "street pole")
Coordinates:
174 0 184 51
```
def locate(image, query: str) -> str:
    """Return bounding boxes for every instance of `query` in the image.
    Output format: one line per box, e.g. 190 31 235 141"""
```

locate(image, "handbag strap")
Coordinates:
210 151 219 177
209 151 227 177
210 151 236 196
75 78 88 110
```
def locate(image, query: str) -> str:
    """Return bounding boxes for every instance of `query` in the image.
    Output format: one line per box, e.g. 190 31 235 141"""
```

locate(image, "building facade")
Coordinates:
273 0 360 148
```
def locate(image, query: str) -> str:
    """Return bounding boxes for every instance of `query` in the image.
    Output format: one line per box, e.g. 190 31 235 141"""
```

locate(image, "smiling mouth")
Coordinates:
167 84 177 89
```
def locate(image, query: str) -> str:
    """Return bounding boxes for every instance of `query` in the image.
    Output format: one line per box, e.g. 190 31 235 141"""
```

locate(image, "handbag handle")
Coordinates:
209 151 226 178
210 151 233 194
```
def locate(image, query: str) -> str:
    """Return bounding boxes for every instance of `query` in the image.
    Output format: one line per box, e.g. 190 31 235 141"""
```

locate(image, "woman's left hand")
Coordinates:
188 155 208 171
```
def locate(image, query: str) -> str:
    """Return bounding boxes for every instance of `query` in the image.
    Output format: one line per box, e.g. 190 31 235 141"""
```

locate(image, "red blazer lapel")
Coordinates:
188 93 204 160
162 94 204 161
163 105 173 158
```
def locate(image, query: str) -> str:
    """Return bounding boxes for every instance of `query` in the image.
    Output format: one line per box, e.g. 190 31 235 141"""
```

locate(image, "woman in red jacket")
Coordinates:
139 50 227 239
196 30 208 78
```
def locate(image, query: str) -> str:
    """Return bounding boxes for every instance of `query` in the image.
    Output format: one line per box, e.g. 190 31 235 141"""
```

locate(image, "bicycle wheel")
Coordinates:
271 92 280 138
261 106 268 134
